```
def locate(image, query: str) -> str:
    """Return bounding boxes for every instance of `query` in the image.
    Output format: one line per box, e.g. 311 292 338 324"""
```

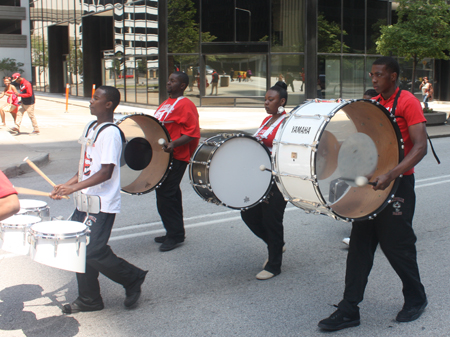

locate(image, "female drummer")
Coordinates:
240 81 288 280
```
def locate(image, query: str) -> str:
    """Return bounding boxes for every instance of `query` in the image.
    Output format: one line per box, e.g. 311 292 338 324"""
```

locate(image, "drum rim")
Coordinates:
190 133 274 210
29 220 89 239
116 113 174 195
273 99 405 222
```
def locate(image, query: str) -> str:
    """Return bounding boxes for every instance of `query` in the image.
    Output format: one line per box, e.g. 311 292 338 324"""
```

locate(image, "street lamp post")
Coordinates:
235 7 251 42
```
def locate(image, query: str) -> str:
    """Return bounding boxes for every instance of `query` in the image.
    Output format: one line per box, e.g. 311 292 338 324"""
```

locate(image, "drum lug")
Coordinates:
76 236 80 256
54 240 59 257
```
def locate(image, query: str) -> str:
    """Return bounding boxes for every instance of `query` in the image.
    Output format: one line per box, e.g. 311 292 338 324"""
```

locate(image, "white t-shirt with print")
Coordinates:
81 125 122 213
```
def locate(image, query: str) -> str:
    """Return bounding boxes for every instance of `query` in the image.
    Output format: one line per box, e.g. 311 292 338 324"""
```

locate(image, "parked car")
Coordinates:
118 74 134 79
195 65 214 75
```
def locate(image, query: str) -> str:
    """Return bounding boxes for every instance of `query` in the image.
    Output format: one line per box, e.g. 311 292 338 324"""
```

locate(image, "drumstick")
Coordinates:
354 176 377 187
23 157 56 187
23 157 70 199
15 186 70 199
259 165 271 172
15 186 51 197
158 138 166 146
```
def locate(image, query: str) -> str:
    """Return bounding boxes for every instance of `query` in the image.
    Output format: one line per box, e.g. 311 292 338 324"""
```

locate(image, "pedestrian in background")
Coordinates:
11 73 40 135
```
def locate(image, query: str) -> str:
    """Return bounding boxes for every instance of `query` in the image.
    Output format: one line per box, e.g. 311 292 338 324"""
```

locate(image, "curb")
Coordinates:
2 153 50 179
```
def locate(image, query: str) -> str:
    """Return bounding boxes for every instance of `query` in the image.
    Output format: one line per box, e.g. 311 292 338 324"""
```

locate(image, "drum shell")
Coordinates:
0 215 41 255
273 99 403 221
19 199 50 221
115 114 172 195
190 135 226 204
29 221 90 273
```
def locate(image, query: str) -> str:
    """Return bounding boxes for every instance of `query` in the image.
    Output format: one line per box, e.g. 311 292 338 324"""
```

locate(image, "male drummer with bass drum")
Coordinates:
51 86 148 314
319 56 428 331
153 72 200 252
0 171 20 221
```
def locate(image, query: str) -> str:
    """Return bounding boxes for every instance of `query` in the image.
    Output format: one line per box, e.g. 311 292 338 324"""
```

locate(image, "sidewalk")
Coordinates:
1 92 449 178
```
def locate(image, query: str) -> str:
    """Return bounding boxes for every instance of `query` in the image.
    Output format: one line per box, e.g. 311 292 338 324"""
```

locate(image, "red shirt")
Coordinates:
254 113 286 152
0 171 17 198
154 97 201 162
374 88 426 175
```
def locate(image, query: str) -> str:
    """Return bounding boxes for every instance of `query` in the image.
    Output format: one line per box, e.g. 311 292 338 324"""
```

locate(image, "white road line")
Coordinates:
416 179 450 188
109 207 299 241
416 175 450 183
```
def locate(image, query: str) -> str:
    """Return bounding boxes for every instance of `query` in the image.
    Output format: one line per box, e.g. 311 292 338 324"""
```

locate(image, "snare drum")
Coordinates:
29 221 90 273
19 199 50 221
272 99 404 221
0 215 41 255
190 134 273 209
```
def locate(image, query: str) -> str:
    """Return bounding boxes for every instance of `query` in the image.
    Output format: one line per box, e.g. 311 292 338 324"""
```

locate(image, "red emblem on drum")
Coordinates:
392 197 404 216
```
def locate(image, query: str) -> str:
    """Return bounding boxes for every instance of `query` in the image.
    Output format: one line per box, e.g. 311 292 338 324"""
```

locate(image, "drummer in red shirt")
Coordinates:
0 171 20 221
240 81 288 280
153 71 200 252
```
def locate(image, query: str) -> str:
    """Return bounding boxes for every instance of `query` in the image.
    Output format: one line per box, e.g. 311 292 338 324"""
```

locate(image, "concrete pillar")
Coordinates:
48 25 68 93
82 15 113 97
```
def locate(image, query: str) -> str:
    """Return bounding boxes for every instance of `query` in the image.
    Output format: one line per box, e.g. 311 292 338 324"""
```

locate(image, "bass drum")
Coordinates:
272 99 404 221
190 134 273 210
116 114 172 195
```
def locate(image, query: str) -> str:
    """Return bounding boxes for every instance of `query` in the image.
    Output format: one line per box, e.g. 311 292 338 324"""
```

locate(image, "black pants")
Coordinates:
338 175 426 315
240 184 287 275
155 159 188 241
72 210 144 305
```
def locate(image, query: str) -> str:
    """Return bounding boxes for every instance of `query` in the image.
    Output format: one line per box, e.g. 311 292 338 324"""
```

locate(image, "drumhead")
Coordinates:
30 221 88 235
19 199 48 209
116 114 172 195
208 135 272 209
1 215 42 226
274 99 403 221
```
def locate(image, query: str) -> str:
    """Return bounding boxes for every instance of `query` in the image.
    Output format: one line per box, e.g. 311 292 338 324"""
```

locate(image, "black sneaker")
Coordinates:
124 270 148 308
154 235 166 243
396 300 428 322
159 237 184 252
318 309 360 331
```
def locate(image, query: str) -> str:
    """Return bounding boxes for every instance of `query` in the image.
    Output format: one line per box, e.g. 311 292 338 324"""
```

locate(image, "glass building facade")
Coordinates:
29 0 437 107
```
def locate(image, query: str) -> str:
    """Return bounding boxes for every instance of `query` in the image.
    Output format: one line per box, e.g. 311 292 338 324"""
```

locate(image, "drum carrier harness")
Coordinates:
72 121 126 224
378 89 440 164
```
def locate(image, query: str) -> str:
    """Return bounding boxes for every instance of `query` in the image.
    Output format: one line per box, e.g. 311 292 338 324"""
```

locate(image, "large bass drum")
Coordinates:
116 114 172 194
272 99 404 221
190 134 273 210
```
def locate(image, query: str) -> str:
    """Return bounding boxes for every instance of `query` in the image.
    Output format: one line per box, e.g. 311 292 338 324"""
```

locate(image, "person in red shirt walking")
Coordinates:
11 73 40 135
153 71 200 251
319 56 428 331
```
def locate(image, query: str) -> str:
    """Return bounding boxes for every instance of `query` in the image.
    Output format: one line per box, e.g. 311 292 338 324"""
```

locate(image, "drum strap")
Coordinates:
254 115 286 139
78 121 127 183
155 96 185 125
378 89 440 164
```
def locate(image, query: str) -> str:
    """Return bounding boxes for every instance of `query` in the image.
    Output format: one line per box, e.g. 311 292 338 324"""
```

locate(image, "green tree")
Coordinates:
376 0 450 93
31 35 48 68
168 0 216 70
0 58 24 76
318 13 350 53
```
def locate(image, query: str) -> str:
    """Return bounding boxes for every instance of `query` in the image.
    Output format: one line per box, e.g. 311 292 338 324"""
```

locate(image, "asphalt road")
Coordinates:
0 138 449 337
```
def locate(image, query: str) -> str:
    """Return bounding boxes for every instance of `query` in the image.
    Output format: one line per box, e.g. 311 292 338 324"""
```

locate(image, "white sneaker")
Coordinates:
342 238 350 245
256 270 275 280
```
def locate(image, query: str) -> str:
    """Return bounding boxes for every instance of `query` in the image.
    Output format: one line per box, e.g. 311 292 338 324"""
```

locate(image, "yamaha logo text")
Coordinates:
291 126 311 134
